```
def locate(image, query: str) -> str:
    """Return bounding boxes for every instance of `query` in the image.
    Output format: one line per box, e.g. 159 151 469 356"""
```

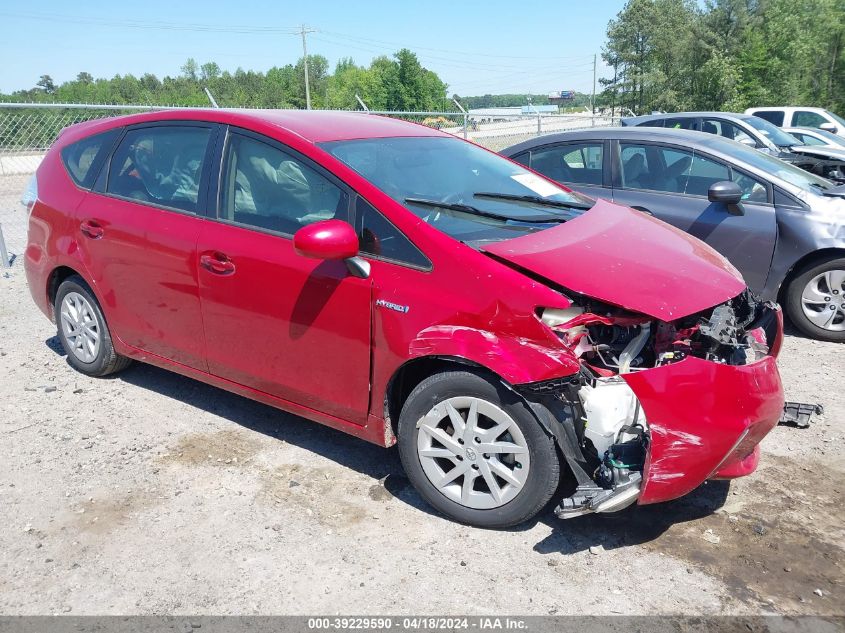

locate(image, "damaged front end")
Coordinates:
522 290 784 519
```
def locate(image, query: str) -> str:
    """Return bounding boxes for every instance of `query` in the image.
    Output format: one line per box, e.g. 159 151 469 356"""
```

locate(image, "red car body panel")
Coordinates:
483 199 747 320
24 108 785 512
195 220 373 424
73 193 209 370
624 353 783 504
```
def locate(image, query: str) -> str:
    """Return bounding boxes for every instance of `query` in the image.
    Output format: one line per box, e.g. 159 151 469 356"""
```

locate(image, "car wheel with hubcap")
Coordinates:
785 258 845 342
398 370 560 528
55 275 132 376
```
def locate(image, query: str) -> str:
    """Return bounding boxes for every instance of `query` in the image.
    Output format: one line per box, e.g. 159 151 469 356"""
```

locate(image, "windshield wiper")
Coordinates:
473 191 593 210
404 197 566 223
809 182 831 192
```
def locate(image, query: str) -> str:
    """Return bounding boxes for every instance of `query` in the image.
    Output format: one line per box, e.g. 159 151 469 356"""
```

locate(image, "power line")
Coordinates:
312 34 595 74
2 10 597 65
0 11 301 34
318 30 597 62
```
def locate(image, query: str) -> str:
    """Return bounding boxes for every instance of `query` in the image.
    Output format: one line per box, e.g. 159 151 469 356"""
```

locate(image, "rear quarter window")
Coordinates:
60 129 121 189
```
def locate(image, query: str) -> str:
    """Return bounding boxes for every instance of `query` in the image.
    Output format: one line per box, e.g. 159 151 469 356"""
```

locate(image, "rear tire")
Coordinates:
397 370 560 528
785 258 845 343
54 275 132 377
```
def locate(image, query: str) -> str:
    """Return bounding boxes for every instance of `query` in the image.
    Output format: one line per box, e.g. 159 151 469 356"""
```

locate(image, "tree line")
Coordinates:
458 93 590 109
600 0 845 115
1 49 453 112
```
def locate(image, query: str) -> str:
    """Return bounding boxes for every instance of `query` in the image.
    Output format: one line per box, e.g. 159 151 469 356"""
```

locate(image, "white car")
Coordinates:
784 127 845 150
746 106 845 137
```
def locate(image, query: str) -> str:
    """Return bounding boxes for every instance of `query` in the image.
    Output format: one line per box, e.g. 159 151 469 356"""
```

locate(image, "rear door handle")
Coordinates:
80 220 104 239
200 252 236 275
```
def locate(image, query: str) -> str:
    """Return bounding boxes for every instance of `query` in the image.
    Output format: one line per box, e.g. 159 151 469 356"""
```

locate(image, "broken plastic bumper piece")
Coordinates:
624 354 784 504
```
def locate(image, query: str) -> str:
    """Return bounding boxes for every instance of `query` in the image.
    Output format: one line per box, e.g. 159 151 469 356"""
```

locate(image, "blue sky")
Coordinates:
0 1 627 98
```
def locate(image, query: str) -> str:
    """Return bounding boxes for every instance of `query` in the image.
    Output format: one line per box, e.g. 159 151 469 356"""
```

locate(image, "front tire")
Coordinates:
55 275 132 377
397 370 560 528
785 258 845 343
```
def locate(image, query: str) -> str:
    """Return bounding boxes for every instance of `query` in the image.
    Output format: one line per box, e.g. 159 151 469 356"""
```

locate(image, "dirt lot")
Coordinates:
0 264 843 616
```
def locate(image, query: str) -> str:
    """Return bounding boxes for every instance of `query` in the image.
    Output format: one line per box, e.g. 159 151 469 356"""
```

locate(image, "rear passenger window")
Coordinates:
752 111 784 126
355 197 430 269
61 129 120 189
510 152 530 168
661 118 697 130
220 133 348 235
107 126 211 213
530 143 603 185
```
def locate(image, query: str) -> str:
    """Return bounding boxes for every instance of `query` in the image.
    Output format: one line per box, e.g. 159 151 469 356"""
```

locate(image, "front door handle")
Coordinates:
80 219 104 239
200 252 236 275
631 206 654 216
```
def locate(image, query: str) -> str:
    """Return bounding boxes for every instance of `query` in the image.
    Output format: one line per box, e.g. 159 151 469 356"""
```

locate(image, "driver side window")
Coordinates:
794 111 827 128
220 133 348 235
355 197 430 269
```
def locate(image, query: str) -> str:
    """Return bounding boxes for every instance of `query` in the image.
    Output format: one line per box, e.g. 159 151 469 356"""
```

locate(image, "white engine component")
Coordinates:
579 378 646 459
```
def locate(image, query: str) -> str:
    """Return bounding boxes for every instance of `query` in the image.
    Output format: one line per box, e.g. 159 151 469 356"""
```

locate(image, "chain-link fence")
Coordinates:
0 103 168 267
0 102 617 266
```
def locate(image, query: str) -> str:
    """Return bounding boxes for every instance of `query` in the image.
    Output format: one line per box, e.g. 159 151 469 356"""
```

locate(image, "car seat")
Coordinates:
622 153 648 189
531 152 573 183
701 121 719 135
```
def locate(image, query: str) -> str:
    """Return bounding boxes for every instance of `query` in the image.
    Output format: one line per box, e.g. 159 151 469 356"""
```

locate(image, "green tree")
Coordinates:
180 58 198 81
200 62 221 81
36 74 56 94
601 0 845 114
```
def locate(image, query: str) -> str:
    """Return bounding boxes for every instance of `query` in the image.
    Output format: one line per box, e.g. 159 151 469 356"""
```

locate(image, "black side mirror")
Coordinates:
708 181 745 216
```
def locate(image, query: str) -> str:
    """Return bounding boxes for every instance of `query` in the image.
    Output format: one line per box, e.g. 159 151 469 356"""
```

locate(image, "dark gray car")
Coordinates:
622 112 845 183
502 127 845 342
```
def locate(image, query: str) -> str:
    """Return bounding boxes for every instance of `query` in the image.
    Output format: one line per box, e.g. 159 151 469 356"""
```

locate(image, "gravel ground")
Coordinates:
0 263 842 616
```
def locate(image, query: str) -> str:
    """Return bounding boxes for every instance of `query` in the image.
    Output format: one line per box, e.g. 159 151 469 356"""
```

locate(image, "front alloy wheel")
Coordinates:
417 396 531 510
398 370 560 528
800 270 845 332
786 258 845 342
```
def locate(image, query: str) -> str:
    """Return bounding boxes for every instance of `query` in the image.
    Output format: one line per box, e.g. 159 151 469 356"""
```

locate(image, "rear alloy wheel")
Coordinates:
55 275 132 377
60 291 102 364
398 370 560 528
786 258 845 342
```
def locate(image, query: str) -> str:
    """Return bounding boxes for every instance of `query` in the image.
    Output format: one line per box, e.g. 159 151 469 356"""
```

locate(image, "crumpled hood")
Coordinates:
483 199 746 321
789 145 845 161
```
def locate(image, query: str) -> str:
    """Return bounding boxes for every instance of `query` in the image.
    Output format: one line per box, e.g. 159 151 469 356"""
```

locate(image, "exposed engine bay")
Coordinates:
529 290 779 518
540 288 774 374
791 153 845 185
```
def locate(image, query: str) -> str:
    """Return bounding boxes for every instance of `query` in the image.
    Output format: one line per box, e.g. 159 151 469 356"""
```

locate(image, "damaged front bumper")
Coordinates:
623 350 784 504
533 296 785 518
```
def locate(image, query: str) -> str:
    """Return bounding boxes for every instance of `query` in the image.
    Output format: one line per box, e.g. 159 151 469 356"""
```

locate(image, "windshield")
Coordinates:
320 136 594 244
829 111 845 127
744 116 802 148
722 138 833 192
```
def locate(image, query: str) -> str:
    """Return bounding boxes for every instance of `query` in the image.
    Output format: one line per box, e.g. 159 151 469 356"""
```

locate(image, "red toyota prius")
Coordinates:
24 109 785 528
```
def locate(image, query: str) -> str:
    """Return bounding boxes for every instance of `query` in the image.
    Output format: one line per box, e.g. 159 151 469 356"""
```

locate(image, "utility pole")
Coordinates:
591 53 597 126
299 24 316 110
